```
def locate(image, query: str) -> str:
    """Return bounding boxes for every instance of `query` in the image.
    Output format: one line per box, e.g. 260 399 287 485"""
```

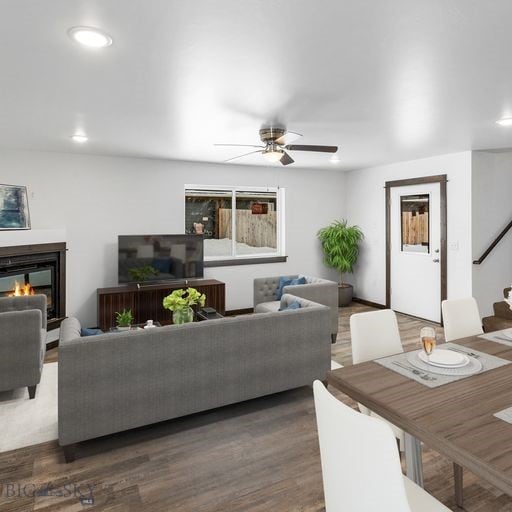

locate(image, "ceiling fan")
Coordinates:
215 127 338 166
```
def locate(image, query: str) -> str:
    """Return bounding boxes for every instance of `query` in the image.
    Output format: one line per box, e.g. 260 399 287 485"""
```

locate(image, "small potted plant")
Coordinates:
115 309 134 331
163 287 206 325
317 219 364 307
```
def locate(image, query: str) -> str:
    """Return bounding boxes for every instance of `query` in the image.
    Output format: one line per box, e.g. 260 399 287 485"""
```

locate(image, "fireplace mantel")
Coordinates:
0 228 66 248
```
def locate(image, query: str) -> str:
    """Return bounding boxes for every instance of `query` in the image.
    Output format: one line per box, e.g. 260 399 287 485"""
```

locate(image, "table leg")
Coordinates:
405 433 424 487
454 463 464 508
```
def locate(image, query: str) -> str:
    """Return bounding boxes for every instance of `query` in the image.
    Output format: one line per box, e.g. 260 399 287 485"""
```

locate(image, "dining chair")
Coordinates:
441 296 483 506
441 297 483 342
313 381 450 512
350 309 405 450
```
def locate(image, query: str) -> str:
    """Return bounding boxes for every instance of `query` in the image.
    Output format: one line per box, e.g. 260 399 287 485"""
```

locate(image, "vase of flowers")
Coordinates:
162 287 206 325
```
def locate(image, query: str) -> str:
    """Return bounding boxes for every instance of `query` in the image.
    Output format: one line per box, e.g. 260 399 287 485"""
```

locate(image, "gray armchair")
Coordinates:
0 295 47 399
254 275 339 342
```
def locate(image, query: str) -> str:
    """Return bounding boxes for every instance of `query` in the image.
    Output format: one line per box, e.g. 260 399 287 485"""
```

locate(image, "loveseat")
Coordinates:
58 294 331 461
253 275 339 342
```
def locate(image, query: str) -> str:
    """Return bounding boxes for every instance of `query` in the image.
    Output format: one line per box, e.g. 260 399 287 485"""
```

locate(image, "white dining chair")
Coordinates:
441 296 483 506
441 297 483 342
350 309 405 450
313 381 450 512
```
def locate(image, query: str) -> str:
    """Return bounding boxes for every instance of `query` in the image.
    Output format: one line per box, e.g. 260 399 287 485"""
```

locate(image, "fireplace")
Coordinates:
0 242 66 330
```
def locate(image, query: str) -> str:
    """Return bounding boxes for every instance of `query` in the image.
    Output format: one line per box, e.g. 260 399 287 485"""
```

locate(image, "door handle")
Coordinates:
432 258 440 263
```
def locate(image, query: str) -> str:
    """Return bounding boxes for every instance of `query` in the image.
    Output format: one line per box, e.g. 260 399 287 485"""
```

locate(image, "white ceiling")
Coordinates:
2 0 512 170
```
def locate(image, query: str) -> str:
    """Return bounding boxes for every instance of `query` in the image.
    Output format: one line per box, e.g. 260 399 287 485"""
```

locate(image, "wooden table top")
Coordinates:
328 335 512 496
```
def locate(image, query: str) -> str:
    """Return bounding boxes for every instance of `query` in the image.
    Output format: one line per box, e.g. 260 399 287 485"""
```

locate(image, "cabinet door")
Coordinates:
98 292 136 330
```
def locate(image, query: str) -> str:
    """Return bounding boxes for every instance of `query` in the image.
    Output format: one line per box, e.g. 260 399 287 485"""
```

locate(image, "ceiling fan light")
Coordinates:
263 148 284 163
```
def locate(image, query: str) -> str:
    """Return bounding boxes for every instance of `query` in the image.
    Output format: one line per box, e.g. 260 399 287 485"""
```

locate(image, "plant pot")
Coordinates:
338 283 353 307
173 307 194 325
117 325 131 331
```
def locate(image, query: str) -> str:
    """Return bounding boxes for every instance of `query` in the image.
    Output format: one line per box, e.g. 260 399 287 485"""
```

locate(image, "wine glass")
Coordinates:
420 326 436 361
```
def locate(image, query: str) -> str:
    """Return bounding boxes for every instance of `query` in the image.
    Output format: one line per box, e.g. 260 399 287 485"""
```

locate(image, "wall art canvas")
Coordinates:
0 184 31 230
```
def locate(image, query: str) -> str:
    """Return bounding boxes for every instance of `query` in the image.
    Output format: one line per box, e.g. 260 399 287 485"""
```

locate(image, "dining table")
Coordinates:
327 332 512 504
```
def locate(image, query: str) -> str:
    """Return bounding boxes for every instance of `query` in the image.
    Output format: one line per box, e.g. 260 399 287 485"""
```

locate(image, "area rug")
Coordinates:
0 362 58 452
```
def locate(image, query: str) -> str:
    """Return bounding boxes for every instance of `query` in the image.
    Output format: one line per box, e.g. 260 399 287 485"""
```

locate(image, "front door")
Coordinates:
390 183 441 322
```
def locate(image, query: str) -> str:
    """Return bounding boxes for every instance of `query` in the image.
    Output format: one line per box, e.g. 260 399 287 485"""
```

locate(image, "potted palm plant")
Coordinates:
317 219 364 307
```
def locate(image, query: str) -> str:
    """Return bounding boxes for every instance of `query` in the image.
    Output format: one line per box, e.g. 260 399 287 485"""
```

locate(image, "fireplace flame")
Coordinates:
9 281 35 297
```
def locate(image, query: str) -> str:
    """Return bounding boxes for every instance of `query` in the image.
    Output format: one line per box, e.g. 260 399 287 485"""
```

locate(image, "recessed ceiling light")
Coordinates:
68 26 113 48
496 117 512 127
71 134 88 143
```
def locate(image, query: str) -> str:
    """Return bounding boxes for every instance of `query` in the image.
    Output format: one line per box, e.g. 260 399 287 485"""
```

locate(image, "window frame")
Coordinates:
184 184 286 265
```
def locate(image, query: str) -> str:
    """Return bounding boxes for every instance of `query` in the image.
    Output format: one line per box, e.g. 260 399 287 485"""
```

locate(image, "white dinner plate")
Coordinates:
418 349 469 368
408 352 482 376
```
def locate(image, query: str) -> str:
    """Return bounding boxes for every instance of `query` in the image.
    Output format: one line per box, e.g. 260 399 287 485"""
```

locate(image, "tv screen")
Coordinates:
118 234 204 284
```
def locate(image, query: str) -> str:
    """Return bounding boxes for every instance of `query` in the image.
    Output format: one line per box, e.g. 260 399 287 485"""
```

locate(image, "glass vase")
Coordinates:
173 307 194 325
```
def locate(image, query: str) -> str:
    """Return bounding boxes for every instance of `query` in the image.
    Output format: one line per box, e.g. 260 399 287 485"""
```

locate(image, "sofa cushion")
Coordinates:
276 276 306 300
81 327 104 337
279 300 301 311
254 301 281 314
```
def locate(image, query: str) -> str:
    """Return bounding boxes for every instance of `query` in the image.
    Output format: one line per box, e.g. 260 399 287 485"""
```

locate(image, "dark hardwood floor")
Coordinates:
0 304 510 511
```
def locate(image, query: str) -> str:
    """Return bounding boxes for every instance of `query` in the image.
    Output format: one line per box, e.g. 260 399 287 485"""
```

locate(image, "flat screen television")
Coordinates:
118 234 204 284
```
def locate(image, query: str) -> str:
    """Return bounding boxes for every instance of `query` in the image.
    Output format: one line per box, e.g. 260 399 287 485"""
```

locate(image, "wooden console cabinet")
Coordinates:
97 279 225 331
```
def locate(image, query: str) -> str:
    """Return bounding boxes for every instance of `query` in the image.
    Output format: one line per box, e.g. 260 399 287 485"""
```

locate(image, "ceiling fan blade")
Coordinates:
215 143 265 149
280 151 295 166
275 131 303 145
224 149 264 163
285 144 338 153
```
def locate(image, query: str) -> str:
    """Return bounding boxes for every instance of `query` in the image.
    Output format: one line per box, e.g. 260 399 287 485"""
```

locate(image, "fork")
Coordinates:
448 346 479 358
392 361 436 381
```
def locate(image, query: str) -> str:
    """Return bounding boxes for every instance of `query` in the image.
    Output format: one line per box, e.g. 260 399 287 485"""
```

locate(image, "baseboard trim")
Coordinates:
225 308 254 316
352 297 387 309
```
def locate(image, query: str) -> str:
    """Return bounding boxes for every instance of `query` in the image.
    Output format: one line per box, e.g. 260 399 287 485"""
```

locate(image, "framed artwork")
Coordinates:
0 184 31 230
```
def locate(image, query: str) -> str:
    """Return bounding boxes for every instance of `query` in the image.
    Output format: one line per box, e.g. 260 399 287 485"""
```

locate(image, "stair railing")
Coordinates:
473 218 512 265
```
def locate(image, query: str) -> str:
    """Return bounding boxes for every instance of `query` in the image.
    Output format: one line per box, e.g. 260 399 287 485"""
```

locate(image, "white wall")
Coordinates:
472 151 512 317
344 151 473 305
0 148 345 325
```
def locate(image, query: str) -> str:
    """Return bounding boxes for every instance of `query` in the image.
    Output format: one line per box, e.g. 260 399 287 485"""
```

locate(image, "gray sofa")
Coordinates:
254 275 339 342
58 294 331 461
0 295 47 398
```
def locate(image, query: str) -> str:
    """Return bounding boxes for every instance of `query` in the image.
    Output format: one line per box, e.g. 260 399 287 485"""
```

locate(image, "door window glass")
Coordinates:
400 194 429 253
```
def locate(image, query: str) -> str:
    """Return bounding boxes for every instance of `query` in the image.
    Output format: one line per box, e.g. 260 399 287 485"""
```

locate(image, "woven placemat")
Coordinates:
494 406 512 424
479 330 512 347
375 343 511 388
